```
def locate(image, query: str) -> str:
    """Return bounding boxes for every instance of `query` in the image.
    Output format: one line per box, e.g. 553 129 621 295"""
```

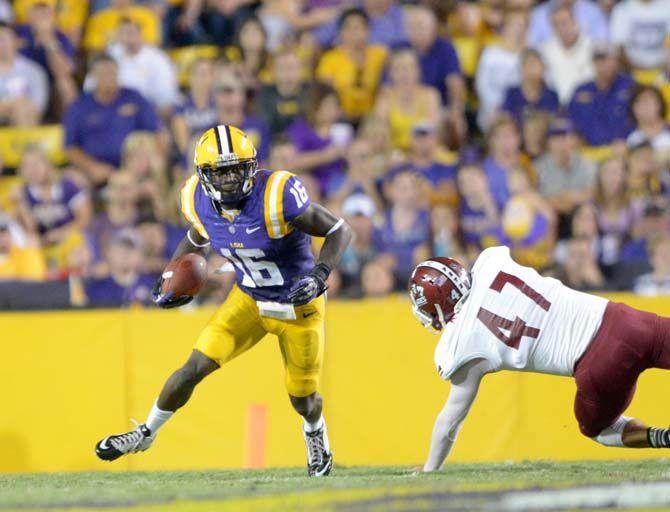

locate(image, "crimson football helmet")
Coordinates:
408 257 472 333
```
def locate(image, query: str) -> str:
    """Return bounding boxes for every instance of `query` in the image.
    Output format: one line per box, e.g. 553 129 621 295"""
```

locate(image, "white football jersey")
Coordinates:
435 247 608 379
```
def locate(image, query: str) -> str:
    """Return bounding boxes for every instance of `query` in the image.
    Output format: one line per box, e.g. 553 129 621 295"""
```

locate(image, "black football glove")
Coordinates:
151 276 194 309
287 263 330 306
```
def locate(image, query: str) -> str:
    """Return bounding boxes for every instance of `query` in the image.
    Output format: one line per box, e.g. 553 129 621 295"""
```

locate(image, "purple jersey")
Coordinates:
23 178 84 234
180 169 314 303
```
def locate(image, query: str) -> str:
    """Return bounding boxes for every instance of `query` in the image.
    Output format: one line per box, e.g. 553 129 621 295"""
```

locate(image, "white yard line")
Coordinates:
500 481 670 510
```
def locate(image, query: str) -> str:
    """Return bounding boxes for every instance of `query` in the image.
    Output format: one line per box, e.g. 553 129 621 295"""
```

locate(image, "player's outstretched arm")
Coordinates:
152 227 211 309
287 203 353 306
423 358 491 472
172 227 211 260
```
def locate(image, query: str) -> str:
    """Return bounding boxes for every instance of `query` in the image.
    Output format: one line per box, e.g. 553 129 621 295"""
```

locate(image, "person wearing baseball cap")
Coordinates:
567 41 636 146
407 121 457 188
536 117 597 237
339 193 379 297
82 228 158 307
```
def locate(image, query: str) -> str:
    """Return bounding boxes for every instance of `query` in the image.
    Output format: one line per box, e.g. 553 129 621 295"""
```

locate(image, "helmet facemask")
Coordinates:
411 301 442 334
196 158 258 208
409 282 445 334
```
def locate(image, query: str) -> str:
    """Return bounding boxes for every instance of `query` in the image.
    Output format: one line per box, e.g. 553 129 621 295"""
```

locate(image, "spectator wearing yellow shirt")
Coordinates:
83 0 160 52
316 8 388 122
373 48 441 151
0 213 46 281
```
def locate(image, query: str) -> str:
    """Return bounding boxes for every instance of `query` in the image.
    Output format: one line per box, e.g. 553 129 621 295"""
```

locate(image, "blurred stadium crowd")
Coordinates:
1 0 670 308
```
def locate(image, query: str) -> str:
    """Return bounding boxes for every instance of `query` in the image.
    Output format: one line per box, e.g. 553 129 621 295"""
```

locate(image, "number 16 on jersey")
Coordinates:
221 248 284 287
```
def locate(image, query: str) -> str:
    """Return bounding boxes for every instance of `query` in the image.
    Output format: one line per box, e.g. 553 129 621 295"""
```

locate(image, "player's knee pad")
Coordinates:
591 416 631 447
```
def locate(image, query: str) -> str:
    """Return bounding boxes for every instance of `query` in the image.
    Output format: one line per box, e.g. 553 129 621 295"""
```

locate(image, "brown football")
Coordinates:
161 253 208 297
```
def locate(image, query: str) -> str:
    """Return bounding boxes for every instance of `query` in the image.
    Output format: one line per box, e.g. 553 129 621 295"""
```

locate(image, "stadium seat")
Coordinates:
580 144 615 163
0 125 66 168
0 176 23 213
83 5 160 52
12 0 89 41
633 68 663 86
169 45 220 87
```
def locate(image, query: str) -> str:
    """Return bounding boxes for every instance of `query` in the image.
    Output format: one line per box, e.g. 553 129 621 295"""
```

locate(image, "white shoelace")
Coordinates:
109 429 143 452
109 420 146 453
306 431 325 466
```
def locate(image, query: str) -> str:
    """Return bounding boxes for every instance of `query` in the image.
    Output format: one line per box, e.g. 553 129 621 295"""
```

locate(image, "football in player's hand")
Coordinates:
161 254 208 297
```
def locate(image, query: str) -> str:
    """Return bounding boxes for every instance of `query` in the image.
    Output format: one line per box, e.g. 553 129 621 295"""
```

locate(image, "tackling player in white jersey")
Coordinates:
409 246 670 471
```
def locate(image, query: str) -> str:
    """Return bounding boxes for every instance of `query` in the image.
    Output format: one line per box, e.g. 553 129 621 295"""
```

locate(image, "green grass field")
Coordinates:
2 460 670 512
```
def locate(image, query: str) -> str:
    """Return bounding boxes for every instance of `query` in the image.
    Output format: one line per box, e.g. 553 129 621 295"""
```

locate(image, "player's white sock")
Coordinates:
303 415 331 456
303 414 324 433
145 401 174 435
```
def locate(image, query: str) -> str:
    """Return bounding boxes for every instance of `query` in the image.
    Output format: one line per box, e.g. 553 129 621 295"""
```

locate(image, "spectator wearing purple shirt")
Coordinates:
17 145 91 240
13 0 77 113
482 117 525 210
305 0 344 8
287 82 351 198
501 48 560 126
171 58 217 163
86 172 139 272
406 123 457 192
83 230 158 308
16 145 92 272
567 43 636 146
329 137 382 206
313 0 407 48
136 216 184 274
64 53 161 185
457 164 500 250
379 123 457 203
14 1 73 71
212 67 270 164
374 169 431 287
404 5 465 116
